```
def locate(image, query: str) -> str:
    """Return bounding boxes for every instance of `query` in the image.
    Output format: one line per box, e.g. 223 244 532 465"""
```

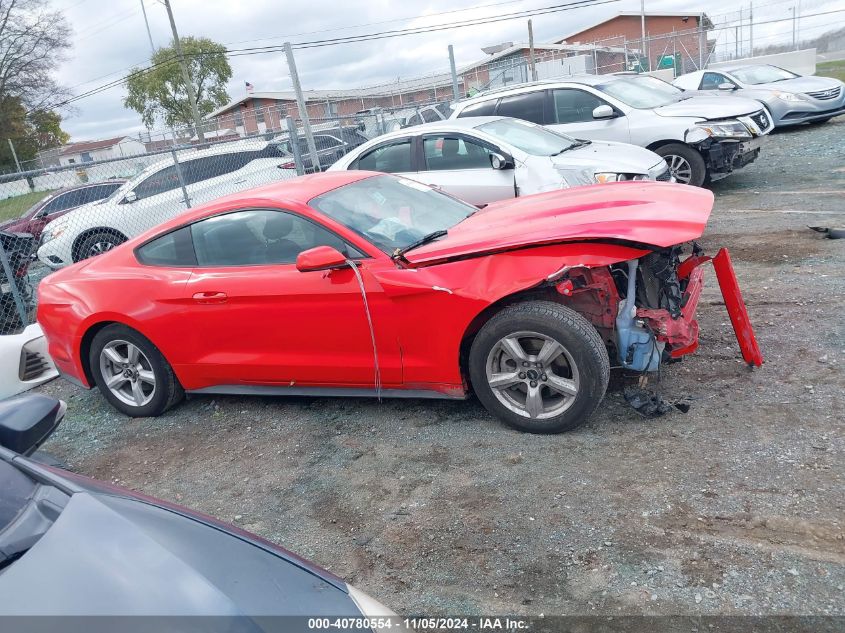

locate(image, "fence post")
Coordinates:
7 139 22 173
285 116 305 176
0 241 29 330
169 146 191 208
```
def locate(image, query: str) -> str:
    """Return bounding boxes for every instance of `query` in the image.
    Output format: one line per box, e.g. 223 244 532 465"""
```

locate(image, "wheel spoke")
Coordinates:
535 339 562 366
127 344 140 364
525 383 544 419
131 381 146 406
106 373 128 389
546 374 578 397
488 371 522 390
103 347 125 365
500 336 528 362
137 370 155 385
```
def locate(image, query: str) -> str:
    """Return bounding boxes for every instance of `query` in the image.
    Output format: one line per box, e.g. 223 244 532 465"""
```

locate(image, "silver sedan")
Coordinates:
674 64 845 127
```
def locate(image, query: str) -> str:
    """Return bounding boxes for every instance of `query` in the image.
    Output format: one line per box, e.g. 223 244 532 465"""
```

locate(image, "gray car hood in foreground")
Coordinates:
654 94 763 119
554 139 665 174
0 491 361 618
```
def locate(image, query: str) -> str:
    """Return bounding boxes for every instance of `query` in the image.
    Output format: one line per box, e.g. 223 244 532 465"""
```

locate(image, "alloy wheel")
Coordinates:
665 154 693 184
485 330 580 420
98 339 156 407
89 241 116 257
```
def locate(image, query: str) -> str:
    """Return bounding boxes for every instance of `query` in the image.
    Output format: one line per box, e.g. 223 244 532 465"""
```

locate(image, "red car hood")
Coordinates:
403 182 714 266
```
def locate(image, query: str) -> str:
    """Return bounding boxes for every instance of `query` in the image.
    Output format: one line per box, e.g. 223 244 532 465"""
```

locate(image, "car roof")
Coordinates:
457 74 628 106
333 117 509 155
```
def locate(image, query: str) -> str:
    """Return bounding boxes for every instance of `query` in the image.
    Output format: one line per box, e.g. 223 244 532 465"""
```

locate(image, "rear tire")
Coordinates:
89 324 183 417
73 230 126 263
468 301 610 434
654 143 707 187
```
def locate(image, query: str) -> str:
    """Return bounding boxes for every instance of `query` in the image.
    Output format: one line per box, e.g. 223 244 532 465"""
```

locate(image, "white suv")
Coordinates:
37 140 290 268
450 74 774 186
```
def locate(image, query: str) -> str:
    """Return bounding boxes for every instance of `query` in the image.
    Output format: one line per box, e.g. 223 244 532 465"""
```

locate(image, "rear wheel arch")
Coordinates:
80 320 117 387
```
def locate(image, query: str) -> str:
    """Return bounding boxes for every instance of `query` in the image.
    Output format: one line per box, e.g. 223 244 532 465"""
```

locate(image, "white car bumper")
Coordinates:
0 323 58 400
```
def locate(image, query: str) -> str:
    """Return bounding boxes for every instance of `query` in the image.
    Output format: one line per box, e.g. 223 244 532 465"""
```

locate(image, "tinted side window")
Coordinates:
191 209 360 267
496 91 546 124
552 89 606 124
134 165 182 200
136 226 196 266
86 183 122 202
355 141 412 173
701 72 733 90
405 113 423 127
423 136 493 171
421 109 440 123
41 192 82 214
456 100 497 118
182 152 258 186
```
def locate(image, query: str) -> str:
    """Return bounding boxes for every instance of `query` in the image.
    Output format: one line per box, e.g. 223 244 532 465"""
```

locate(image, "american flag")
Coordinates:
245 81 254 94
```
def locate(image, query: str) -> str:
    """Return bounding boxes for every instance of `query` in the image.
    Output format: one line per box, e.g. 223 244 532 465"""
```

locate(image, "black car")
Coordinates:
0 394 394 628
277 127 370 173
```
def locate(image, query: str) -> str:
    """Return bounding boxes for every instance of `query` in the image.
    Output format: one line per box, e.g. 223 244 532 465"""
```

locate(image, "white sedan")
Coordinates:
329 116 670 206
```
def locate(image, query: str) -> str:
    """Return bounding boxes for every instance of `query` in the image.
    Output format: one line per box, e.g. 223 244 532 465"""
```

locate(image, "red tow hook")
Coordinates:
711 248 764 367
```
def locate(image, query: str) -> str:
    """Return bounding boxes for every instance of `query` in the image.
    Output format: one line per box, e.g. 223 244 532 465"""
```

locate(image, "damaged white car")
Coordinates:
329 116 670 207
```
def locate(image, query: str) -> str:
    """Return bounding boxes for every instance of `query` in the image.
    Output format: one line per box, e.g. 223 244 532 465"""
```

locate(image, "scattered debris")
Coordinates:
624 386 692 417
808 226 845 239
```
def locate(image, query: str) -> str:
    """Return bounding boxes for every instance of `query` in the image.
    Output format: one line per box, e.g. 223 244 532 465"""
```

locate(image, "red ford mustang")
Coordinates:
37 171 762 433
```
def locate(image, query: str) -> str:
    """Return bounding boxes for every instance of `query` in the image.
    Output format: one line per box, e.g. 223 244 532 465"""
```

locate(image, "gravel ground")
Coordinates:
34 118 845 617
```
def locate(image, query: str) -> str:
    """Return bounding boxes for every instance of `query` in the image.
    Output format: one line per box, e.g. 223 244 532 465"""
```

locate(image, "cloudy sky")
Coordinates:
53 0 844 139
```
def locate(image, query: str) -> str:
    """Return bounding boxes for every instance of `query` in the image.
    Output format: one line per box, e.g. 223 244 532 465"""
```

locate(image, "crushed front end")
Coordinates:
553 243 763 371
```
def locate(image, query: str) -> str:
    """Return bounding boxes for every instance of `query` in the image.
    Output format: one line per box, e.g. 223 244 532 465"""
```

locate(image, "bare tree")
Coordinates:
0 0 72 109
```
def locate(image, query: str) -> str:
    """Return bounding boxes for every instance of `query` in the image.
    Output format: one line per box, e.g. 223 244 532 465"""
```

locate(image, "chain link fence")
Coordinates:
0 112 393 338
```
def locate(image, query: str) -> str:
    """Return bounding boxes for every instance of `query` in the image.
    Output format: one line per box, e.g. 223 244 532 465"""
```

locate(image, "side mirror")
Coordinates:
0 394 65 456
296 245 349 272
592 105 615 119
718 83 736 91
123 191 137 204
489 152 514 170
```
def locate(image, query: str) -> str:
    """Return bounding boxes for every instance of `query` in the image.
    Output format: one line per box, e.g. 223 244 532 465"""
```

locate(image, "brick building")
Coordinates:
205 73 462 137
555 12 715 73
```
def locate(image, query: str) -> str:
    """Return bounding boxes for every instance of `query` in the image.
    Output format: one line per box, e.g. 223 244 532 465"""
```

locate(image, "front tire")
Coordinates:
73 230 126 263
89 324 183 417
654 143 707 187
468 301 610 433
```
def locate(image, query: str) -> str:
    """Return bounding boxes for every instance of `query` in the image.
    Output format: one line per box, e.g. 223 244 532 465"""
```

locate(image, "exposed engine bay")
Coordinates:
552 242 763 372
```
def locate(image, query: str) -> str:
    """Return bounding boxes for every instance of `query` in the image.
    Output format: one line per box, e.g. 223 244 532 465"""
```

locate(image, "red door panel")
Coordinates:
177 263 401 389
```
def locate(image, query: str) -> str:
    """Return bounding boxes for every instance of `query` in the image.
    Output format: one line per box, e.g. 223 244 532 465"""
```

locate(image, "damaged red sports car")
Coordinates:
37 172 762 433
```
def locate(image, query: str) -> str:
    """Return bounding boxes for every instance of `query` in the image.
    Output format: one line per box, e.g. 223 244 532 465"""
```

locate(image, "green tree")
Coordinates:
124 37 232 129
0 96 70 171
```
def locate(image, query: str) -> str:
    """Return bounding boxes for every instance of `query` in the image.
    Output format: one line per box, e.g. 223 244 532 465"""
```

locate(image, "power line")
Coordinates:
225 0 531 46
45 0 620 109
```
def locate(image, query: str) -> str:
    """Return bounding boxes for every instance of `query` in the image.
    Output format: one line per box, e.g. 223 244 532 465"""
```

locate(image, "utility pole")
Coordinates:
749 2 754 57
163 0 205 142
284 42 320 173
7 139 22 172
448 45 460 100
528 20 538 81
640 0 648 70
140 0 155 54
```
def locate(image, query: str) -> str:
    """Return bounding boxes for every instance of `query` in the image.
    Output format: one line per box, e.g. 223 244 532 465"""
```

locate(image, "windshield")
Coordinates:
476 118 578 155
310 175 475 254
729 65 799 85
598 76 684 108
